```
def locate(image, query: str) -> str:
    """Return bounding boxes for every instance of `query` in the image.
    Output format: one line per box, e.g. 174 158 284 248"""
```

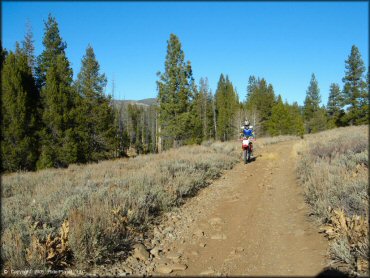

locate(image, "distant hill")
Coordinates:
113 98 157 109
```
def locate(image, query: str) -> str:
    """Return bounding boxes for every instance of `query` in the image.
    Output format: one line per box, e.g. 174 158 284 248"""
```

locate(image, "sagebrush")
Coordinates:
296 125 368 275
2 141 241 271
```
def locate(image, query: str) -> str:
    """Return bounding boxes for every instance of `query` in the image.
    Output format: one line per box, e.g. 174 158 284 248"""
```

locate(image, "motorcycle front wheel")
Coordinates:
243 149 248 164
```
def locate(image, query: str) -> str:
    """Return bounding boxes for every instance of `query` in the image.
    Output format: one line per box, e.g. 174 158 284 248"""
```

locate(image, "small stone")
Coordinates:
166 252 181 260
193 229 205 237
170 263 188 271
200 269 215 275
163 226 174 234
236 247 244 252
210 233 227 240
133 243 149 261
156 264 173 274
191 250 199 256
121 266 133 275
153 227 162 236
151 238 160 246
208 217 223 225
154 255 171 265
199 243 206 247
150 246 161 257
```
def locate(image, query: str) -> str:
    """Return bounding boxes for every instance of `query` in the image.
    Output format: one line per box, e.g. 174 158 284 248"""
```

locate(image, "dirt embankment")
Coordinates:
92 140 328 276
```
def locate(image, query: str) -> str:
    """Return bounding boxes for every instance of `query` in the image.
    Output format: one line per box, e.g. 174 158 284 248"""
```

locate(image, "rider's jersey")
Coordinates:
243 128 254 138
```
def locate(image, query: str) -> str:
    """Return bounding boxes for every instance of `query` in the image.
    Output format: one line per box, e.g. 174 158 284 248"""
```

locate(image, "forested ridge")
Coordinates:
1 14 368 173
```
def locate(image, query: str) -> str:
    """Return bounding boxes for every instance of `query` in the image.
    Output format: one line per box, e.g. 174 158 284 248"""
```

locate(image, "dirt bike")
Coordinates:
241 136 253 164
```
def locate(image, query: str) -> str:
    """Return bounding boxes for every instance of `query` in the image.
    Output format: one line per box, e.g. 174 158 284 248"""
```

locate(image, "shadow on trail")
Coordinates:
315 268 350 278
245 155 259 163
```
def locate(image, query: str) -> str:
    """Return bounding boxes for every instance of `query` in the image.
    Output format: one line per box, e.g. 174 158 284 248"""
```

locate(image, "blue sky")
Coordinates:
2 1 369 105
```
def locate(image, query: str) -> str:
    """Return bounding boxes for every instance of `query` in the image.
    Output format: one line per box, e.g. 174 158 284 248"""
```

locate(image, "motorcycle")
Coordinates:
241 136 253 164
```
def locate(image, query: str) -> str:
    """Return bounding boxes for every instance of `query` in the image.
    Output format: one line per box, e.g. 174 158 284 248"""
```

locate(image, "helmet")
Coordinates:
244 120 250 126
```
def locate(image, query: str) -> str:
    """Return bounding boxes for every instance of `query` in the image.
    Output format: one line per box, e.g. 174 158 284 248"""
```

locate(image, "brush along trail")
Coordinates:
95 140 328 276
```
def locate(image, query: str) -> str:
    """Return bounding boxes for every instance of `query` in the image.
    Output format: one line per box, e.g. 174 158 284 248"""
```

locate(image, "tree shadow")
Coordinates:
316 268 351 278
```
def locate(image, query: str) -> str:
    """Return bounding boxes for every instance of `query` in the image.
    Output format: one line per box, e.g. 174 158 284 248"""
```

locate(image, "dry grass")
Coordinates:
1 134 307 273
296 125 368 276
257 135 301 147
1 141 241 271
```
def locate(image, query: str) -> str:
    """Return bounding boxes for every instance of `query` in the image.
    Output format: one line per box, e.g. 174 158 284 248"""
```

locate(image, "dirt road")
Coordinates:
103 140 328 276
154 140 328 276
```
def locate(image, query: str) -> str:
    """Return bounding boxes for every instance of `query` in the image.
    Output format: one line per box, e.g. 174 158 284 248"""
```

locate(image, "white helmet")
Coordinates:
244 120 250 126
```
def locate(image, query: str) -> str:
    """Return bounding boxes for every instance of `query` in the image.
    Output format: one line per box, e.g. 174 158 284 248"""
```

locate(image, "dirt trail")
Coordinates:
100 140 328 276
148 140 328 276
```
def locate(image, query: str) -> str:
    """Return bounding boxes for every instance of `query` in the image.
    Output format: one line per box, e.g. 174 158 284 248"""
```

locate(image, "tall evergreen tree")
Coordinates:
21 20 36 73
35 14 67 89
303 73 321 120
215 74 239 141
191 83 204 144
1 46 39 171
311 106 329 133
267 95 287 136
327 83 344 127
75 45 115 161
157 34 194 150
245 77 275 135
303 73 323 133
1 43 8 70
289 101 305 137
267 96 304 137
342 45 368 125
36 15 78 169
245 75 257 104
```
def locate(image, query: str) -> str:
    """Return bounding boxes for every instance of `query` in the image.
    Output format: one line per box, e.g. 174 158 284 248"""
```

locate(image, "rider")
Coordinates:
241 121 254 138
241 121 255 157
241 120 250 137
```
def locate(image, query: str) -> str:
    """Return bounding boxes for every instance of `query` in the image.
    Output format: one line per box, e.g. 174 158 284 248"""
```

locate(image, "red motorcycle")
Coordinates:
241 136 254 164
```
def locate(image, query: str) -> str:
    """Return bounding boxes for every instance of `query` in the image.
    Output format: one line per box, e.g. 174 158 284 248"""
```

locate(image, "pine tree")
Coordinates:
157 34 194 150
303 73 322 133
75 45 115 161
246 75 257 102
21 22 42 139
36 16 79 169
304 73 321 119
267 97 304 137
191 84 204 144
1 46 39 171
357 70 369 125
1 44 8 71
310 106 328 133
267 95 286 136
215 74 239 141
199 78 209 139
245 77 275 135
37 54 79 169
327 83 345 127
21 20 36 73
342 45 368 125
35 14 67 89
289 102 305 137
206 90 216 140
